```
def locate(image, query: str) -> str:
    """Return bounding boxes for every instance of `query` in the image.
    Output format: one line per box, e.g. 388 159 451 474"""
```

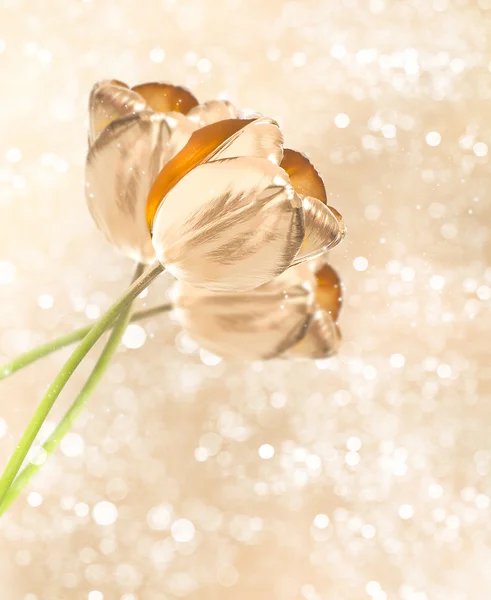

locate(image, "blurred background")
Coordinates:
1 0 491 598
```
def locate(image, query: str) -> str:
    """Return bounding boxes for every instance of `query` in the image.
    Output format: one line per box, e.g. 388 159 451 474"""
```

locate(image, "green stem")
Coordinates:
0 262 163 506
0 280 142 515
0 303 172 381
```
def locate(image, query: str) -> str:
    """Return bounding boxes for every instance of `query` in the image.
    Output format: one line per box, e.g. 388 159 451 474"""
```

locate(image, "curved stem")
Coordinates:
0 262 164 506
0 287 140 515
0 303 173 381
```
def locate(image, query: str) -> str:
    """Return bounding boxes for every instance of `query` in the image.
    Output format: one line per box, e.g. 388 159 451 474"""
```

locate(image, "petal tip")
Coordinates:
325 205 347 248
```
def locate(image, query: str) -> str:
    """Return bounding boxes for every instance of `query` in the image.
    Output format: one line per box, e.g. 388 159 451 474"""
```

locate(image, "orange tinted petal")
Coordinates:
146 118 253 229
281 148 327 204
131 82 199 114
314 263 342 321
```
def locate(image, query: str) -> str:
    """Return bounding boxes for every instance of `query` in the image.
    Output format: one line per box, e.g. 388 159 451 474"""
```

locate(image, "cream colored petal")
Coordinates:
85 111 170 263
281 148 327 204
292 196 346 265
210 116 284 165
88 80 147 145
151 157 304 292
173 267 314 359
187 100 238 127
284 309 341 359
162 111 200 161
131 82 199 114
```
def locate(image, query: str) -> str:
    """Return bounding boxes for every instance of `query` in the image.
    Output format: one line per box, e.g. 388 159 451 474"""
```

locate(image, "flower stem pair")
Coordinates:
0 302 172 381
0 262 164 512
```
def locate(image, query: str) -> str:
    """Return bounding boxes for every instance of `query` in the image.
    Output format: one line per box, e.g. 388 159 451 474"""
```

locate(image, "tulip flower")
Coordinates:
86 81 346 292
86 79 237 263
173 259 342 360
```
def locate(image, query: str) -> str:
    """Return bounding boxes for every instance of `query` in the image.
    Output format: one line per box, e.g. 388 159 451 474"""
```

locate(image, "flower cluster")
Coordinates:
0 80 347 515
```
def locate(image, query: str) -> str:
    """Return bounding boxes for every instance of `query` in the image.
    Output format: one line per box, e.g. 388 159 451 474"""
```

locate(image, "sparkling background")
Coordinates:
1 0 491 598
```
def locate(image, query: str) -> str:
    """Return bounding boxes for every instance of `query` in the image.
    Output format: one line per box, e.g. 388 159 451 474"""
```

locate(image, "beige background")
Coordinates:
1 0 491 598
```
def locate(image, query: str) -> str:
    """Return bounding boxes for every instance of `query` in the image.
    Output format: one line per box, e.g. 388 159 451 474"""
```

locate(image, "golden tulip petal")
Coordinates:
88 80 147 144
280 148 327 204
285 309 341 359
314 262 343 321
131 82 199 114
151 157 304 292
187 99 238 127
85 111 171 263
292 196 346 265
173 266 314 359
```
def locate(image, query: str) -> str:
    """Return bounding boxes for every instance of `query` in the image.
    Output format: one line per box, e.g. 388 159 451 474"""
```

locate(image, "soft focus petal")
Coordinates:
285 309 341 359
88 80 147 144
173 265 314 359
187 100 238 127
131 82 199 114
281 148 327 204
86 111 170 263
286 262 342 358
151 157 304 291
314 262 343 321
292 196 346 265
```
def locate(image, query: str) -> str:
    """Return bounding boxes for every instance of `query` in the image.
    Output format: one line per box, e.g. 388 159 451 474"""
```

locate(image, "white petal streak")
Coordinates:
292 196 346 265
152 157 304 291
210 117 284 165
86 112 170 263
187 100 238 127
89 81 147 145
